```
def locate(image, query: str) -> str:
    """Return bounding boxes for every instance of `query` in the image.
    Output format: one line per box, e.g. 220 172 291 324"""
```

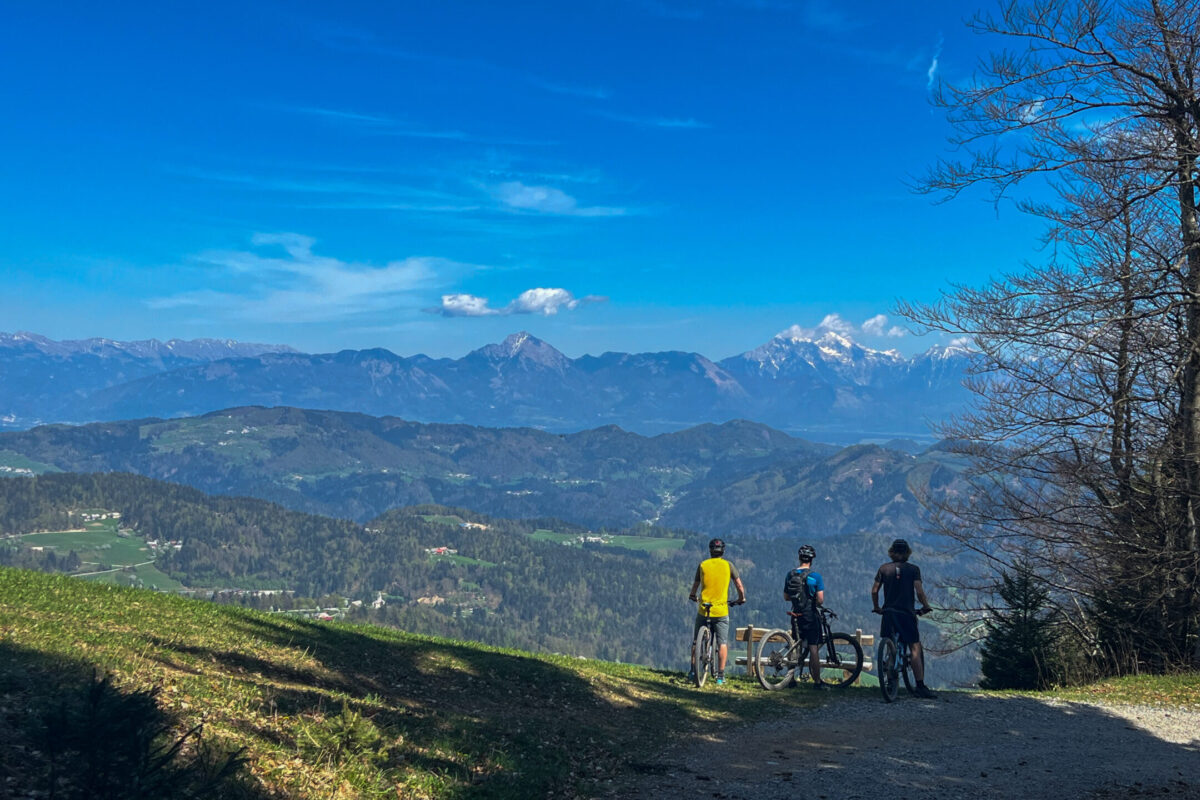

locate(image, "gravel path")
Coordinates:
602 691 1200 799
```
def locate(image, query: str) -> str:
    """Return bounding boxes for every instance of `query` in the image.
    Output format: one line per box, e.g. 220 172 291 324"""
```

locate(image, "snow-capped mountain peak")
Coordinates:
917 338 978 361
739 326 903 372
471 331 570 370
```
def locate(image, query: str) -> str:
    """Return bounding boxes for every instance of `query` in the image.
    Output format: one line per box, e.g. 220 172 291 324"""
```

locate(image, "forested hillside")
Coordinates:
0 408 964 538
0 472 981 685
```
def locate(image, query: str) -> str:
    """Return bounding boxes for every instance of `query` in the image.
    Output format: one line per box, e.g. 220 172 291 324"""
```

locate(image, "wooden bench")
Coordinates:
735 625 875 683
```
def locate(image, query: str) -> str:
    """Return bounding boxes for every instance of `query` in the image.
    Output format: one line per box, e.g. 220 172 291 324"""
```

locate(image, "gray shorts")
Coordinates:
694 614 730 648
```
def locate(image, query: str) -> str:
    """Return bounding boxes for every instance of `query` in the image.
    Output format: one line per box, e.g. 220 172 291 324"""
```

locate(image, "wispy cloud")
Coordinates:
148 234 470 323
428 288 606 317
529 78 610 100
173 166 464 199
595 110 710 129
301 21 613 107
637 0 861 29
169 166 484 213
279 106 394 126
633 1 706 21
275 105 553 145
493 181 626 217
926 34 943 91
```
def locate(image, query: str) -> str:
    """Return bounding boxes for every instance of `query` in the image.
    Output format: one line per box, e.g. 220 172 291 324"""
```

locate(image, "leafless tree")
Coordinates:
904 0 1200 671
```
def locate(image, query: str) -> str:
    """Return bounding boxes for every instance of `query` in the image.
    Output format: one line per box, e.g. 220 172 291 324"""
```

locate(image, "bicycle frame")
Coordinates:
690 599 743 687
756 606 863 690
877 608 917 702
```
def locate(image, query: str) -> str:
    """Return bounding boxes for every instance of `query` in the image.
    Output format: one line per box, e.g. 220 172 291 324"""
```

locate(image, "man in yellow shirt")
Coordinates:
688 537 747 685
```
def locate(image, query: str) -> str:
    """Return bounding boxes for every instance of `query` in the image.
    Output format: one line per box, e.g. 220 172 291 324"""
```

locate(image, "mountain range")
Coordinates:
0 329 974 441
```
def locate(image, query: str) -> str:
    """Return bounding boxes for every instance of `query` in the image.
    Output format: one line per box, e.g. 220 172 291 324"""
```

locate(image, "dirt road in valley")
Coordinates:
601 691 1200 800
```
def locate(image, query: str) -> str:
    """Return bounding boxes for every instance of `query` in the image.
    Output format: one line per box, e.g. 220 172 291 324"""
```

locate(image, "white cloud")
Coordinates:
148 234 466 323
861 314 906 338
778 312 906 342
776 314 853 341
428 288 605 317
1018 99 1045 123
818 313 856 336
493 182 625 217
926 34 943 91
438 294 500 317
861 314 889 336
511 288 590 315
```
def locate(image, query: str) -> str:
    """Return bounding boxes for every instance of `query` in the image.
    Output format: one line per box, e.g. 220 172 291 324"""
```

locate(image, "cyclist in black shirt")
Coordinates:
870 538 936 699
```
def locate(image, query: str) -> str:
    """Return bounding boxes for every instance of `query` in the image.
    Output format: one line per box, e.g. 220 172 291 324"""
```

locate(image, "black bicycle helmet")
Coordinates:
708 537 725 556
797 544 816 562
889 538 912 557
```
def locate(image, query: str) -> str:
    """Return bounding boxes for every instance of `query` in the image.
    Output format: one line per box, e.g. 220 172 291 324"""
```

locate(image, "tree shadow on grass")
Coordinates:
142 610 781 798
0 641 266 800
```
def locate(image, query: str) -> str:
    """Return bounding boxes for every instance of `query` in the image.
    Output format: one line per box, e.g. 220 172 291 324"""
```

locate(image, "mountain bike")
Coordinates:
691 600 743 687
755 606 863 691
875 607 928 702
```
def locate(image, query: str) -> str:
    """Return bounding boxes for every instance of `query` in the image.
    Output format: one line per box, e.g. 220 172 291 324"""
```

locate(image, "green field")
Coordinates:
11 513 184 589
419 514 470 526
605 534 685 552
429 553 496 567
21 523 147 563
0 449 61 475
527 529 684 552
527 528 579 545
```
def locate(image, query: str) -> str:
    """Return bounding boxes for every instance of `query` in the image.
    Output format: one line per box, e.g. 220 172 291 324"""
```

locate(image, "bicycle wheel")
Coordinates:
693 625 712 687
877 637 899 702
820 632 864 688
755 629 797 691
901 648 916 695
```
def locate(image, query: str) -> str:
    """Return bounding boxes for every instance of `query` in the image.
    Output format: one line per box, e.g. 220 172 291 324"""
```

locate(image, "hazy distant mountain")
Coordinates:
0 332 297 429
0 407 963 537
0 329 973 440
0 331 296 361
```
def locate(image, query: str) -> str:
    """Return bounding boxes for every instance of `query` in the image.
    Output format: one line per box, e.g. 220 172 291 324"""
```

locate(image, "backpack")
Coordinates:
785 567 816 610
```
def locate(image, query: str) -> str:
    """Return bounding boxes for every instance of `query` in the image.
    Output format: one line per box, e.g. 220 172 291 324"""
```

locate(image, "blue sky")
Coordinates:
0 0 1047 359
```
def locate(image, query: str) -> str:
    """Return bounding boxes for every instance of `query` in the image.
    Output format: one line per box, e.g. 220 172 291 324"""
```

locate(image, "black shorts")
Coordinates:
880 610 920 644
791 614 823 646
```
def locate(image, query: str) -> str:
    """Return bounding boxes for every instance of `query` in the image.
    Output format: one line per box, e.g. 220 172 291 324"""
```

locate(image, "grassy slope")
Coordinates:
1037 674 1200 708
0 567 824 799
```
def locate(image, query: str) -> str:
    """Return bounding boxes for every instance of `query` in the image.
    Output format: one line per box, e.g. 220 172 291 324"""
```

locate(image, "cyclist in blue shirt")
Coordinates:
782 544 829 690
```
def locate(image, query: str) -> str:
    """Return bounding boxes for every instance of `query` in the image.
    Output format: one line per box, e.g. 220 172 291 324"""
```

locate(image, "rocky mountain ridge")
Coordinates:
0 329 974 440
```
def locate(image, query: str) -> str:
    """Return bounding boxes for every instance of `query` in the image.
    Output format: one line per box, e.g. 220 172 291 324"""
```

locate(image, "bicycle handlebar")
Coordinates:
693 599 745 613
791 606 836 617
874 606 931 616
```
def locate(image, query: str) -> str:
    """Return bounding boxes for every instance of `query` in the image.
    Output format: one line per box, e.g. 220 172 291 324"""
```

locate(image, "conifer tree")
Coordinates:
980 569 1061 690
